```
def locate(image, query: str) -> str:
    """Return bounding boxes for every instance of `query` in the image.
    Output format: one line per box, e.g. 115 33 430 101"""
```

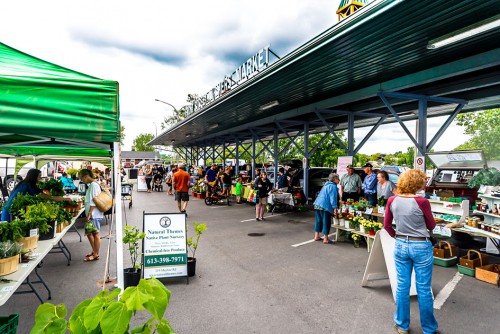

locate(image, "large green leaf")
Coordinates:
43 318 68 334
30 303 67 334
120 285 153 312
142 279 171 319
100 301 132 334
69 299 92 333
105 288 121 301
83 297 106 331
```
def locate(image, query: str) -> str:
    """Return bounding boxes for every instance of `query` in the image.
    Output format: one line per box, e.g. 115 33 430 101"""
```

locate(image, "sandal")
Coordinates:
84 255 99 262
314 238 321 241
323 239 333 244
85 252 94 258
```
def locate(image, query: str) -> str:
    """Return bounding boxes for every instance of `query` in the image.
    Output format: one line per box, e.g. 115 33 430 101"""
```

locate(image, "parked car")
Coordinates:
289 166 399 200
381 165 410 175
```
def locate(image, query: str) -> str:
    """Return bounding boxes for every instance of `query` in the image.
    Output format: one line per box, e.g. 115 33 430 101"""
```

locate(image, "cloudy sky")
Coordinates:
0 0 469 154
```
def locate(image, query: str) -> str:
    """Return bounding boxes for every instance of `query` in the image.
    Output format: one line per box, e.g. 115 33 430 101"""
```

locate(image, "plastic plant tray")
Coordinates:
433 256 457 267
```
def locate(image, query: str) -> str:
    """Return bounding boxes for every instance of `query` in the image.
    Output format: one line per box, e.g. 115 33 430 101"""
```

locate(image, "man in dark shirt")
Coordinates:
205 164 218 195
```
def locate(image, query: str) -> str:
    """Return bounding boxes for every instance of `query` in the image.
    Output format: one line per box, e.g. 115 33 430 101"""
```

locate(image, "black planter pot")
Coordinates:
124 268 142 288
38 221 56 240
187 257 196 277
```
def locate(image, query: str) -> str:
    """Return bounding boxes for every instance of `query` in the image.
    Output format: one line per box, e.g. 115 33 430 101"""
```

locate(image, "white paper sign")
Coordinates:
29 229 39 237
337 156 353 178
143 213 188 279
365 208 373 215
1 286 14 292
21 264 31 268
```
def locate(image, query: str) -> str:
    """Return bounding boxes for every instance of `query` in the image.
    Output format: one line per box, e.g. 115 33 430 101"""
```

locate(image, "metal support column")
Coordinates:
222 142 226 167
416 99 427 165
251 134 256 180
273 128 278 188
347 113 355 156
235 139 240 176
303 122 309 203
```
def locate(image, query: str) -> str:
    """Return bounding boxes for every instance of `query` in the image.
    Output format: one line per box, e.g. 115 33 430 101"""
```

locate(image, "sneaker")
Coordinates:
260 217 266 221
393 323 408 334
256 218 262 221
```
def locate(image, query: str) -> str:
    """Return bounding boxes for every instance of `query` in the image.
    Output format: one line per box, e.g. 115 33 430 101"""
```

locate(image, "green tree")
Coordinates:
132 133 155 152
308 132 347 167
160 94 202 130
454 109 500 159
119 125 125 145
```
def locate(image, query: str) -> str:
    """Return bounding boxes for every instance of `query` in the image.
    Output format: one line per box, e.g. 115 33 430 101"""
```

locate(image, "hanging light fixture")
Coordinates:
427 14 500 49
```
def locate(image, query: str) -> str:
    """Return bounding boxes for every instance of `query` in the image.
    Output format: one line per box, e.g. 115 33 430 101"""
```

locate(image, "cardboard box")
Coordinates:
433 241 459 258
475 264 500 286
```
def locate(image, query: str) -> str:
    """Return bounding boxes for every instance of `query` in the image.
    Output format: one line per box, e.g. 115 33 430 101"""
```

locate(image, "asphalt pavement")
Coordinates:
2 185 500 333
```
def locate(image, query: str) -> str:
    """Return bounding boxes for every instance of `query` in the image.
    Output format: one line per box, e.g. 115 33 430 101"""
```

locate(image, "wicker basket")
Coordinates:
16 235 39 252
0 254 20 276
433 240 459 259
460 250 489 269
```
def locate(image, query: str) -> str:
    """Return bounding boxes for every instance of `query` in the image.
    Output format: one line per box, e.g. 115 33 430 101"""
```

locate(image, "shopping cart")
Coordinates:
121 183 133 208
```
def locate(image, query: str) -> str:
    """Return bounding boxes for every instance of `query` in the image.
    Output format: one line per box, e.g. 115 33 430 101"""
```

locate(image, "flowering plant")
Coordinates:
346 198 354 205
336 212 345 219
351 233 361 242
362 219 383 232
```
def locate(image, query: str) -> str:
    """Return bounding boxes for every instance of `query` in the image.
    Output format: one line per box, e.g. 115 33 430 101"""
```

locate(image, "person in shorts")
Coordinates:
173 163 191 215
78 169 104 262
253 171 273 221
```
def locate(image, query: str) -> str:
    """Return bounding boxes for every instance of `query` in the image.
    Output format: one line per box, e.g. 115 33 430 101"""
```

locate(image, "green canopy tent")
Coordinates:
0 42 125 288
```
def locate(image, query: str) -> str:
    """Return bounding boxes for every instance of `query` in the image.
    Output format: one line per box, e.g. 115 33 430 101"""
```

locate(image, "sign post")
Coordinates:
143 212 188 283
414 156 425 172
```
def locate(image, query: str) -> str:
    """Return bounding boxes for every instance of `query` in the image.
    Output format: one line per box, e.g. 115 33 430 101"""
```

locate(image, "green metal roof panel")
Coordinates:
152 0 500 147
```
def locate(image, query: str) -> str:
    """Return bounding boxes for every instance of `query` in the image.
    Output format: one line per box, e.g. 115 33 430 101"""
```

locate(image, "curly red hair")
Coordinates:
397 170 426 195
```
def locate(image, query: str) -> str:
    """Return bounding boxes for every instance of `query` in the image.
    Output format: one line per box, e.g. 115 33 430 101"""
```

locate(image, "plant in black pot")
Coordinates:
20 202 59 240
186 221 207 277
123 224 145 288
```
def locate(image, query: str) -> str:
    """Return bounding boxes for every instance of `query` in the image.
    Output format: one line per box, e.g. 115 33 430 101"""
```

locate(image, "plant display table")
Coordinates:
47 208 85 265
331 224 375 252
0 208 85 306
0 240 53 306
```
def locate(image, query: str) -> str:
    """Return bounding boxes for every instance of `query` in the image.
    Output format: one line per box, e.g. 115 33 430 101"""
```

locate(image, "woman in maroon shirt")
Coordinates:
384 170 439 334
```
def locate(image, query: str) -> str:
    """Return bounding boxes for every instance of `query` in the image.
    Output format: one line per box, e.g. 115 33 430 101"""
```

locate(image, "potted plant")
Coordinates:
377 196 387 215
66 168 79 180
31 277 175 333
351 233 361 248
8 193 40 217
186 221 207 277
123 224 145 288
20 202 59 240
37 178 65 196
468 167 500 195
0 240 22 276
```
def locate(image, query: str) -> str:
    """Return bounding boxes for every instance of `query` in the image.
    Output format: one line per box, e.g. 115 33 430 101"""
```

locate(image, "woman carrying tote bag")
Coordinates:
78 169 104 262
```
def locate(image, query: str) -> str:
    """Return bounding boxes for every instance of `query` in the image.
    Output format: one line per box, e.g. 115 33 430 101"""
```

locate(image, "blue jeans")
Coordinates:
314 210 331 235
394 238 438 334
365 193 377 206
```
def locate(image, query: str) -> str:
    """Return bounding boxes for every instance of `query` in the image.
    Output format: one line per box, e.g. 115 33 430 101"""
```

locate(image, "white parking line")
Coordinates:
433 272 463 310
291 233 336 247
210 205 229 209
240 213 286 222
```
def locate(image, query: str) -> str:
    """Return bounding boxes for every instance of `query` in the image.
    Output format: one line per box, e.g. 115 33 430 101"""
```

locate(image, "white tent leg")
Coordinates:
114 142 124 290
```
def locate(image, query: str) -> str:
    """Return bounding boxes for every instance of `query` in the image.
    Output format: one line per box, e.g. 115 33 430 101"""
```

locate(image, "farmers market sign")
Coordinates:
193 45 272 112
143 213 187 278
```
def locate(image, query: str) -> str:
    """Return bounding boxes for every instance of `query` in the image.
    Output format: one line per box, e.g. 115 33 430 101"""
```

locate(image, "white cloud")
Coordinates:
0 0 470 154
